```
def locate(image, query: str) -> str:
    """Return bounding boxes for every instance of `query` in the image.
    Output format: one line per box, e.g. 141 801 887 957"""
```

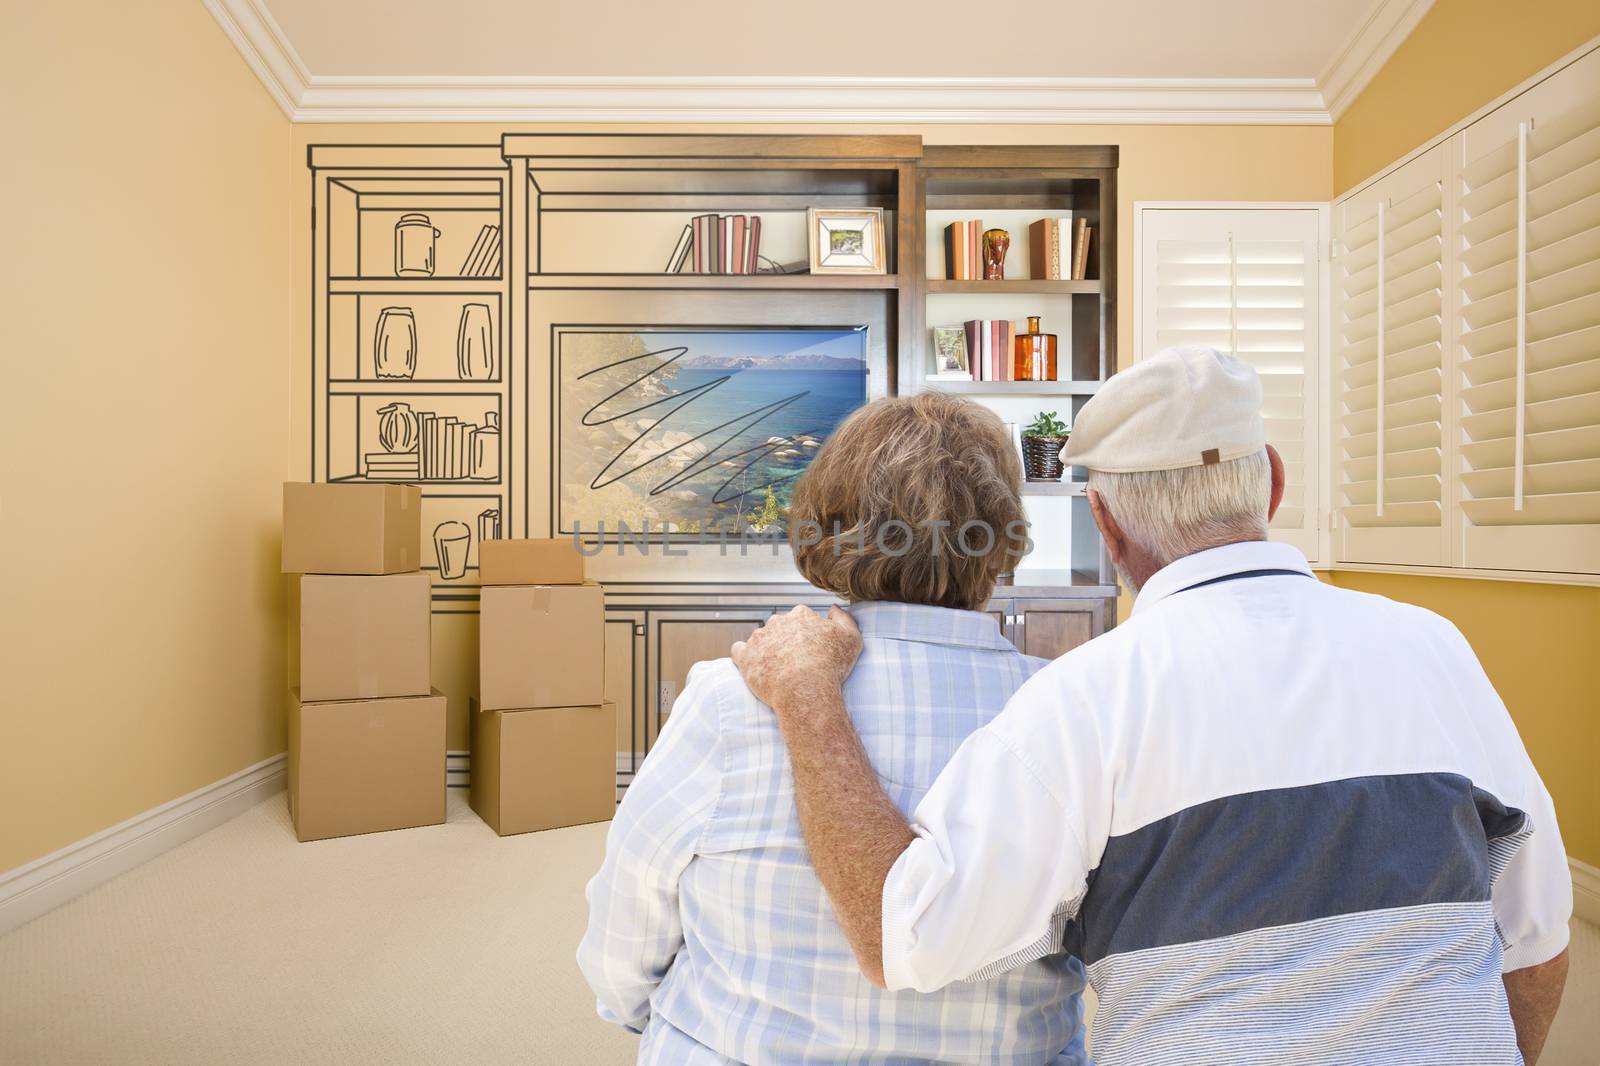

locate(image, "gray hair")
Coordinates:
1087 449 1271 570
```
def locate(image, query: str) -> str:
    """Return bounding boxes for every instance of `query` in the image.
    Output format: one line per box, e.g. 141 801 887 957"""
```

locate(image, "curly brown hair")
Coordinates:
788 392 1028 611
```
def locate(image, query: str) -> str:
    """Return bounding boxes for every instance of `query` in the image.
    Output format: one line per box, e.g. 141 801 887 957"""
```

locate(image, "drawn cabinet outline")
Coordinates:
309 145 515 602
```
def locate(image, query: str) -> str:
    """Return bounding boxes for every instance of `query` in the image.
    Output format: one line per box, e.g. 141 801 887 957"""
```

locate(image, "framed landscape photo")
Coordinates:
808 208 887 274
929 326 970 379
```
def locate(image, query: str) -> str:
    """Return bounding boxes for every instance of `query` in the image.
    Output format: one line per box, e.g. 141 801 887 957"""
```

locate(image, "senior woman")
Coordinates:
578 393 1088 1065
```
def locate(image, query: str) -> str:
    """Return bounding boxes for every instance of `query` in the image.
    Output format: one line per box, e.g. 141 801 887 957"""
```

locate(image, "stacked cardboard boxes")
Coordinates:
472 538 614 836
282 483 446 842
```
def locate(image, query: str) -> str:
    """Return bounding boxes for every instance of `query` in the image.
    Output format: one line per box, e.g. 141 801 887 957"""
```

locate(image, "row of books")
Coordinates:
940 217 1095 281
365 410 501 481
666 214 763 274
965 319 1017 381
1028 217 1094 281
459 225 503 278
943 220 985 280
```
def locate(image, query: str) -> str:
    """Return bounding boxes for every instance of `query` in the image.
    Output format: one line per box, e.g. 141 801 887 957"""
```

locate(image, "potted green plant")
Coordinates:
1021 411 1070 481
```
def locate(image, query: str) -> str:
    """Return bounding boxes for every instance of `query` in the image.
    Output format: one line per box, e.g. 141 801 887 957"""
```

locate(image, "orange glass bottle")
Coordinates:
1013 315 1058 381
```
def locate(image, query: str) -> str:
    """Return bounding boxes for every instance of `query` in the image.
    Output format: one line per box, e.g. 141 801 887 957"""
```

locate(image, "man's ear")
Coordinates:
1265 444 1286 522
1087 488 1125 565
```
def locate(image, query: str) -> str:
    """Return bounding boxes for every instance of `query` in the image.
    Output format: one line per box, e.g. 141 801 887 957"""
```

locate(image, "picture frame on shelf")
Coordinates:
808 208 886 275
929 326 969 379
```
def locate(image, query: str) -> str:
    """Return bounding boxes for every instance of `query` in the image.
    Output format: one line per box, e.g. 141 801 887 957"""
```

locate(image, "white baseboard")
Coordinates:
1572 857 1600 926
0 754 286 937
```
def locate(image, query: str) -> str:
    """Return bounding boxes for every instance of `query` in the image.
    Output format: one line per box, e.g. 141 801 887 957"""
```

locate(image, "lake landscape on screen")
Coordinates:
558 328 869 535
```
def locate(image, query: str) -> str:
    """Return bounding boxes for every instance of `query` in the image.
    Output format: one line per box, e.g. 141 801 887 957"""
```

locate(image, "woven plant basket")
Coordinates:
1022 435 1068 481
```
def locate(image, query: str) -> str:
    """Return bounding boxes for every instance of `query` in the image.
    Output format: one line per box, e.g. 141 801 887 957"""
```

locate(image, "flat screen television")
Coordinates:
556 326 871 540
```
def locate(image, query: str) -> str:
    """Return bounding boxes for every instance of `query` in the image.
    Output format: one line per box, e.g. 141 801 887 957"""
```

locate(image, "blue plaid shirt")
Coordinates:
579 602 1089 1065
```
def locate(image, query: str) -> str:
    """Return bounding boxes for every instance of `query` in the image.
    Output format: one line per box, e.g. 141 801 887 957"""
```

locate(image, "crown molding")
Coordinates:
291 75 1330 125
202 0 309 117
1318 0 1435 122
205 0 1329 125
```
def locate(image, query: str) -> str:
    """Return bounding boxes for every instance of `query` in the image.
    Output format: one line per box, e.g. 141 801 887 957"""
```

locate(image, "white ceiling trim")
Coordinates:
290 75 1330 125
205 0 1430 126
1318 0 1436 121
202 0 309 116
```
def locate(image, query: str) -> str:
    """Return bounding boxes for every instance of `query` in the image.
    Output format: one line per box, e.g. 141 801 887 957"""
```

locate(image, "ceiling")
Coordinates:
265 0 1361 80
206 0 1435 122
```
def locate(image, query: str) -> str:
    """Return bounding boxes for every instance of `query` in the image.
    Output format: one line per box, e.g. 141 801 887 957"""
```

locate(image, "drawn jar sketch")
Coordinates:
374 308 417 380
433 520 472 580
472 411 500 480
376 402 419 453
394 213 440 276
456 303 494 380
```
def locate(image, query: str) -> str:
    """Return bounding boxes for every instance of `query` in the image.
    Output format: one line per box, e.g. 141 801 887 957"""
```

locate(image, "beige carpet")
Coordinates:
0 790 1596 1065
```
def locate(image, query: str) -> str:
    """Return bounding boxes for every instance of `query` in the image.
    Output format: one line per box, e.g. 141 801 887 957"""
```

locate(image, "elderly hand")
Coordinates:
731 605 862 719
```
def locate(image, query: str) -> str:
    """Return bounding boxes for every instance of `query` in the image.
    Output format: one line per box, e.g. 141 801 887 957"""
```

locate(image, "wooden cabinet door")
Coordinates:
605 613 645 776
652 614 765 744
1017 600 1106 660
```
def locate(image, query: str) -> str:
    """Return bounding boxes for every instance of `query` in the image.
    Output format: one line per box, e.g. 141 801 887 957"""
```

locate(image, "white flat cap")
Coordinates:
1063 346 1266 473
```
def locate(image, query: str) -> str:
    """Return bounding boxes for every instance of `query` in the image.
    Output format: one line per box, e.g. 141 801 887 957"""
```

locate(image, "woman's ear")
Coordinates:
1265 444 1286 522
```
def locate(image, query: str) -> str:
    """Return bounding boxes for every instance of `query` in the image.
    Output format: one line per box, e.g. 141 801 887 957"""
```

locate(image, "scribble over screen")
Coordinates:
557 328 869 537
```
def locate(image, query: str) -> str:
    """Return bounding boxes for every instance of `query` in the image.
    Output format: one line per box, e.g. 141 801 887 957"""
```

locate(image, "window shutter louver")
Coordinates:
1454 58 1600 575
1139 208 1322 560
1333 146 1450 566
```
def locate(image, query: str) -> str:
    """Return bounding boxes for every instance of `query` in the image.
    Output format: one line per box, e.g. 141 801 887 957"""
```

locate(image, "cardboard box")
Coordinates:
294 573 432 702
479 582 604 710
479 538 586 586
470 698 615 835
287 688 446 842
282 482 421 575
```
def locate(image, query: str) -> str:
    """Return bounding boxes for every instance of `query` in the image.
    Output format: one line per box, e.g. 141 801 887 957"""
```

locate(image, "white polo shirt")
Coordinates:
882 540 1571 1065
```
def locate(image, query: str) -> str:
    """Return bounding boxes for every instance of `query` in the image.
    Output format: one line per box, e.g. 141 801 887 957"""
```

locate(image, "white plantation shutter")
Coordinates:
1332 146 1450 566
1137 208 1323 561
1453 50 1600 575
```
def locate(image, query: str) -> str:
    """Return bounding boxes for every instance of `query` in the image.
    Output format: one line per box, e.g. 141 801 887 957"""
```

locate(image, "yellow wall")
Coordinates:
0 0 291 870
1333 0 1600 193
289 122 1331 749
1333 7 1600 865
1328 575 1600 864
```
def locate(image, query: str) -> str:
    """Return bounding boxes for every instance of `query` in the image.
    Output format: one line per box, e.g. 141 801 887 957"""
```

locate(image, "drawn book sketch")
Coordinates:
556 328 869 537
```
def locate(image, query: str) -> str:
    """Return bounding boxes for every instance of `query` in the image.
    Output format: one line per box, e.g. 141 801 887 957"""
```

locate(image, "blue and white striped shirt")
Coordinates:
579 601 1089 1065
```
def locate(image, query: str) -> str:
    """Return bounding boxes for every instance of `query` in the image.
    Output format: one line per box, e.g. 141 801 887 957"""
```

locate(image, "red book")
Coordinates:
733 215 747 274
964 320 981 378
746 216 762 274
693 214 715 273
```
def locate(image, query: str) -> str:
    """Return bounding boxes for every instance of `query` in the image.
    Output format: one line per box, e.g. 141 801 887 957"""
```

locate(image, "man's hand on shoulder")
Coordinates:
732 605 863 725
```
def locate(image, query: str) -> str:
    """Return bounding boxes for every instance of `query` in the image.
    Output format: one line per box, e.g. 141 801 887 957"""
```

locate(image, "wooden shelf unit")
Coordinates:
308 137 1119 603
926 279 1101 295
916 144 1117 586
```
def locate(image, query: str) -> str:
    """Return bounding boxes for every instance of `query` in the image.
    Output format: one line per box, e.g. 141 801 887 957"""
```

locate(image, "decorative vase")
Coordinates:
374 307 417 380
433 521 472 580
982 228 1010 280
1022 435 1068 481
376 402 418 453
456 303 494 380
394 213 440 277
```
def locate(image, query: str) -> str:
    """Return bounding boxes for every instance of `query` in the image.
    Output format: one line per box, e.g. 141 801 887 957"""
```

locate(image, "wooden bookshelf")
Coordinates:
308 137 1118 598
926 279 1100 295
916 144 1117 584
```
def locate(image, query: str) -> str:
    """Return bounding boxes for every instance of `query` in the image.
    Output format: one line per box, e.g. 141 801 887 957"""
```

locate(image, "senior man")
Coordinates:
732 346 1571 1065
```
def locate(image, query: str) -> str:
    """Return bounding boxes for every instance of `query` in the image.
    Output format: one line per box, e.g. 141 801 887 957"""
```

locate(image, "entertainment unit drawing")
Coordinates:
307 135 1120 780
